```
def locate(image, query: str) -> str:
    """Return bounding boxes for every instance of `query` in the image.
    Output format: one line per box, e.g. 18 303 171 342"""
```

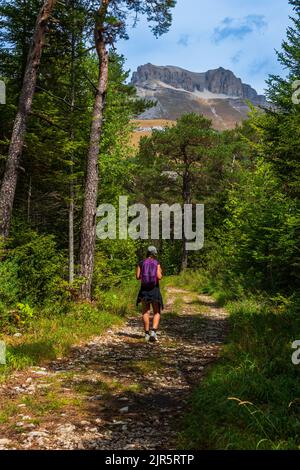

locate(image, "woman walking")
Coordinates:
136 246 164 342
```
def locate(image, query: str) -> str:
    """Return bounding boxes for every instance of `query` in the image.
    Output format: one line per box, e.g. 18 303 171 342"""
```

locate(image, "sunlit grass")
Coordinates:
0 279 139 380
127 358 165 375
177 271 300 450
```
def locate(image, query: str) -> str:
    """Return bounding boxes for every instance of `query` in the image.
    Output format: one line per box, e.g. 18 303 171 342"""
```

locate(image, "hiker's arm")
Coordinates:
157 264 163 280
136 265 141 280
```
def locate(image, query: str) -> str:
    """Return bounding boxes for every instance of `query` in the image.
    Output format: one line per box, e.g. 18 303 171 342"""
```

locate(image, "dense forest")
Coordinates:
0 0 299 451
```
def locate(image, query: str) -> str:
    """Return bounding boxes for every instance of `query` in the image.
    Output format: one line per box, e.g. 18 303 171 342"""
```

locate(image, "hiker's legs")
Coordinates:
142 302 151 332
152 302 161 330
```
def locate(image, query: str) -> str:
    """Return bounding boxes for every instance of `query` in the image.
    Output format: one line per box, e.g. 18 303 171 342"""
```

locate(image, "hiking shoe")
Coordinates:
145 332 150 342
150 330 158 342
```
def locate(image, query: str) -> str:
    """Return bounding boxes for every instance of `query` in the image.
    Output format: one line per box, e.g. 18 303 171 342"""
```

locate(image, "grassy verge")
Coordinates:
0 280 137 380
169 271 300 450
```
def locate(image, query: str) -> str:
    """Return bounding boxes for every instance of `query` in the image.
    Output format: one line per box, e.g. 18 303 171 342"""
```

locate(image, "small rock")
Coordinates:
37 384 51 389
13 332 22 337
57 424 76 433
27 431 49 438
0 438 11 446
119 406 129 413
88 395 102 401
88 427 98 433
23 423 36 429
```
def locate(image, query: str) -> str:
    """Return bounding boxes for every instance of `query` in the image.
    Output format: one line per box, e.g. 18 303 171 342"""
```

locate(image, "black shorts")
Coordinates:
136 285 164 312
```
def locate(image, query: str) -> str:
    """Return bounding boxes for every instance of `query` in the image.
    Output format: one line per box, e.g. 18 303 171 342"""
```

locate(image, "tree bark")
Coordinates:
0 0 57 238
27 175 32 224
181 240 188 271
69 1 76 285
69 186 75 283
181 156 191 271
79 1 109 300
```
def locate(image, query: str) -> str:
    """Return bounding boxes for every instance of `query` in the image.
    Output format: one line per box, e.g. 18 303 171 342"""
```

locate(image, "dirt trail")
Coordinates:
0 287 228 450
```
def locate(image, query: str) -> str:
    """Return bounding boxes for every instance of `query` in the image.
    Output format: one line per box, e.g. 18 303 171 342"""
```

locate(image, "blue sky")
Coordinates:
117 0 293 94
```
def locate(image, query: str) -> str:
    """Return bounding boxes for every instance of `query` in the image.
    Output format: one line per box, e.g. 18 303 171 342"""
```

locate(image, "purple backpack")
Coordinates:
141 258 158 288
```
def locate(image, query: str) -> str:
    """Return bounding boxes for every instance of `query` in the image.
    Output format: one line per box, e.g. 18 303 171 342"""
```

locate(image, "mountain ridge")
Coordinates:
131 63 266 130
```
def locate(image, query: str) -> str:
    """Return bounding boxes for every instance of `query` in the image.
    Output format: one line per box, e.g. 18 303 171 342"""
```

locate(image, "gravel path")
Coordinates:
0 287 228 450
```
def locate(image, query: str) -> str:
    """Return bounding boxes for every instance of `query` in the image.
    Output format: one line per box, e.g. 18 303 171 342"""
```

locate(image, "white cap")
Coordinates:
147 245 158 256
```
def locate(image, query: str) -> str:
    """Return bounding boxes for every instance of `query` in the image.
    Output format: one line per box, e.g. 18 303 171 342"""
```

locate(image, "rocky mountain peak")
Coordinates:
131 63 266 105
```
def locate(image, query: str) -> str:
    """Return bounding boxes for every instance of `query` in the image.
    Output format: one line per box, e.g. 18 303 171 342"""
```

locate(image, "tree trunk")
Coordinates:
27 175 32 224
181 240 188 271
69 3 76 285
181 168 191 271
79 5 109 300
69 188 75 283
0 0 57 238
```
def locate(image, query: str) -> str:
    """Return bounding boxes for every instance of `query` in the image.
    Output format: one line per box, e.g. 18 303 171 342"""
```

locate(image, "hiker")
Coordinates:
136 246 164 342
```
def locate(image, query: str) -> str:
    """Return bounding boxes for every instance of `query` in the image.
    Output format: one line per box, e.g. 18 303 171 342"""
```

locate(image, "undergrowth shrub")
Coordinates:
11 232 65 305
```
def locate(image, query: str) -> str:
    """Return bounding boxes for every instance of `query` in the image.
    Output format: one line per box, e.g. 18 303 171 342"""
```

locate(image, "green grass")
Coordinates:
165 271 242 306
0 377 83 427
5 270 300 449
73 376 143 397
0 402 19 424
22 390 82 416
0 306 123 379
0 280 139 380
177 270 300 450
128 357 165 375
168 296 184 316
163 271 206 291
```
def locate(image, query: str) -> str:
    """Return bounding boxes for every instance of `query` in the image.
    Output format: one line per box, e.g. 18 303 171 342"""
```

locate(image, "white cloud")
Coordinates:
117 0 292 94
212 15 267 43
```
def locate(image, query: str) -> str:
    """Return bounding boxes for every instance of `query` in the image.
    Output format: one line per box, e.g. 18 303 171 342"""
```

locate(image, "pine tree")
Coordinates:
267 0 300 109
135 113 227 270
250 0 300 197
0 0 57 238
0 0 148 294
79 0 176 299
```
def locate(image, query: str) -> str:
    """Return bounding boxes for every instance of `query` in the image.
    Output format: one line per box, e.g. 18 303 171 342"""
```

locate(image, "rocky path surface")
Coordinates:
0 287 228 450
